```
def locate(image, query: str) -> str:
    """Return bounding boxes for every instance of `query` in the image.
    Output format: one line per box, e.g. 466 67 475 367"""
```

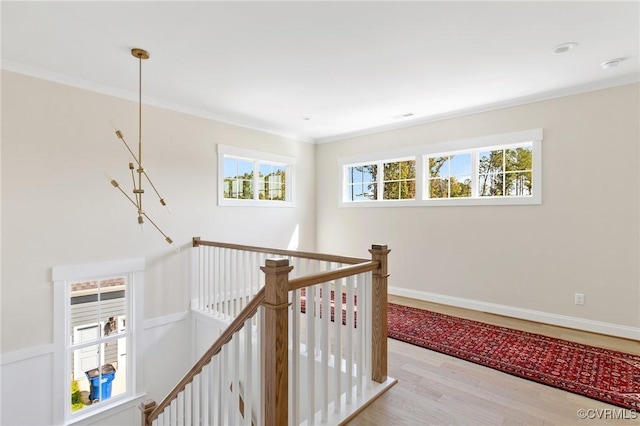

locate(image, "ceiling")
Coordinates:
2 1 639 143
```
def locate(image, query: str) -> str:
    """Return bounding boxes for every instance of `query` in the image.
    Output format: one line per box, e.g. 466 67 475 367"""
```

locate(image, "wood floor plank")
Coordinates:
346 296 640 425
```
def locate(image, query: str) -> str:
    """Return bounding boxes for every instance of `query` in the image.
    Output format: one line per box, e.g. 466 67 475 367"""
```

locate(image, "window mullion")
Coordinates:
471 150 478 198
377 161 383 201
253 161 259 201
502 149 506 195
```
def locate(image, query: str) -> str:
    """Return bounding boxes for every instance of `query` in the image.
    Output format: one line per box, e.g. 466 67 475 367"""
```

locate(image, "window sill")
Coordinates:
219 199 295 208
66 393 147 426
340 195 541 207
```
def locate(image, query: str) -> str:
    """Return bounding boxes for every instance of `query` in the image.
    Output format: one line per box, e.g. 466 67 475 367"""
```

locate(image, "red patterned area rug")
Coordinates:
387 303 640 411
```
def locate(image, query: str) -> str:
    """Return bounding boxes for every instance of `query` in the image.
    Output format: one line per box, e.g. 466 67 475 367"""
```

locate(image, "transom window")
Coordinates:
425 143 533 199
340 129 542 207
218 145 294 207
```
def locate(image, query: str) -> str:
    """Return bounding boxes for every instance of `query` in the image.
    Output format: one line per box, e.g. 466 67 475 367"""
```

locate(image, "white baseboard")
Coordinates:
389 286 640 341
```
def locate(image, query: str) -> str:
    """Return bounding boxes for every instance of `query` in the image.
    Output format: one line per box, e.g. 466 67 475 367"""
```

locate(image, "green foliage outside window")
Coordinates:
383 160 416 200
259 168 286 201
71 380 84 411
224 172 254 199
348 160 415 201
479 147 532 196
428 155 472 199
223 157 287 201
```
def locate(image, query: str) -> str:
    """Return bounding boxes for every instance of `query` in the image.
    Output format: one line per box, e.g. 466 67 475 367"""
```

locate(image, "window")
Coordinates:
340 129 542 207
53 258 144 424
344 158 416 202
218 144 294 207
428 153 472 199
426 142 533 200
477 145 532 197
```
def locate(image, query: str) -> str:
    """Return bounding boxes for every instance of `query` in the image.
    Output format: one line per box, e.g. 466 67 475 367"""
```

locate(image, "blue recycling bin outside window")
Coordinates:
85 364 116 402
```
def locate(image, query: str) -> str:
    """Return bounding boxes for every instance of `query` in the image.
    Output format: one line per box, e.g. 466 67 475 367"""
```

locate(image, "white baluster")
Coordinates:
176 391 183 426
256 306 264 426
201 363 209 425
185 382 192 426
364 272 372 389
231 250 237 318
306 285 316 425
355 273 364 396
290 287 300 425
321 278 330 422
346 275 355 404
334 278 343 413
197 246 202 311
232 332 240 425
222 337 229 425
243 318 253 426
192 374 200 426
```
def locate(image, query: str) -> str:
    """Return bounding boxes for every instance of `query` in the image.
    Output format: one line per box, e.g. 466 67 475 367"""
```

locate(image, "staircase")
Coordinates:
139 238 396 425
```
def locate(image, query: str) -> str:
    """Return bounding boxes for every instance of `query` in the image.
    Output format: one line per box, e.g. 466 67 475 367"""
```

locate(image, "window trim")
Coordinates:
339 129 542 207
217 144 295 207
52 258 144 425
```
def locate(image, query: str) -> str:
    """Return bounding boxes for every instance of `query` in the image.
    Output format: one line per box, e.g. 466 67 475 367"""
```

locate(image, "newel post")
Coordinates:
139 399 156 426
369 244 390 383
261 258 293 426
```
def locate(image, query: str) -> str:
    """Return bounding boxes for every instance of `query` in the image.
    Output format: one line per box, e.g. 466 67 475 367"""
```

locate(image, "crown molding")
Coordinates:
1 60 315 144
4 60 637 146
315 73 640 144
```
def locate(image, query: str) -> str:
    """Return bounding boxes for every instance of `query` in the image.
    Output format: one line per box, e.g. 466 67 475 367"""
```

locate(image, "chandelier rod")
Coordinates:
131 49 149 215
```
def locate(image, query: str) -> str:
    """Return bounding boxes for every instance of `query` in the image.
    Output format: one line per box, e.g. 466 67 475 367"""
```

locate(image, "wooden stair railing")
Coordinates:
142 243 391 426
140 287 265 426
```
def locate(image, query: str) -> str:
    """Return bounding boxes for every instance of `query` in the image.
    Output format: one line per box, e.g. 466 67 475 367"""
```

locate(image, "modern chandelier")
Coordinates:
106 48 179 251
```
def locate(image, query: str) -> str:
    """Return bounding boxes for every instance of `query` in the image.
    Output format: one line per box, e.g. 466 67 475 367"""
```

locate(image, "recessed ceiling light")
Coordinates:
552 42 578 54
601 57 626 69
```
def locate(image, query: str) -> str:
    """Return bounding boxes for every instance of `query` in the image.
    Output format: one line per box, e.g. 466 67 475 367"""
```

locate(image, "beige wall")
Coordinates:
1 71 316 353
315 84 640 330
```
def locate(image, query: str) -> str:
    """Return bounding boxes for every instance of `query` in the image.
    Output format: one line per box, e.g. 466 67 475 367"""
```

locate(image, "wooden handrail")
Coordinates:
288 261 379 292
193 236 369 265
144 287 266 424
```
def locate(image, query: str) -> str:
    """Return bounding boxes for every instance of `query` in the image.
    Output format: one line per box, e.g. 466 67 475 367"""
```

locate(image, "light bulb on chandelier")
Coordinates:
106 48 179 252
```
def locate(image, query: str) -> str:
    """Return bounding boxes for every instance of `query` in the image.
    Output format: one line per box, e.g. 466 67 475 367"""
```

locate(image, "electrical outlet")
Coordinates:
574 293 584 305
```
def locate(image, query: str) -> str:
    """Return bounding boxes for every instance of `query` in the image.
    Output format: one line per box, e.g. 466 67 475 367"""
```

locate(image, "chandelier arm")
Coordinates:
141 212 172 242
142 171 167 202
117 134 141 167
113 183 141 210
130 165 138 202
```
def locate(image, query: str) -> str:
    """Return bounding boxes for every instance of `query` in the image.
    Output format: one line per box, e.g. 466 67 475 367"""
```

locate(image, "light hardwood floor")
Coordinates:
346 295 640 426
